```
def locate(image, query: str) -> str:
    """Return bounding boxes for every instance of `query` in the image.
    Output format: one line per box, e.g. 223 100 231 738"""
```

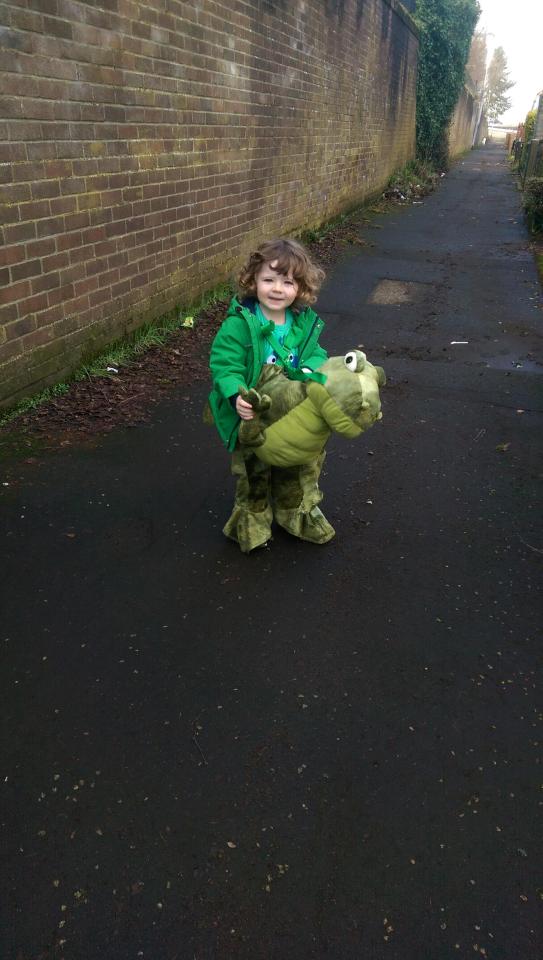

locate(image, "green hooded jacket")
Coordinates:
208 296 327 451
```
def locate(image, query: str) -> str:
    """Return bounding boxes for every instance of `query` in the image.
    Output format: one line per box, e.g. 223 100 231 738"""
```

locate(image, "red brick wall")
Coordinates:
0 0 418 407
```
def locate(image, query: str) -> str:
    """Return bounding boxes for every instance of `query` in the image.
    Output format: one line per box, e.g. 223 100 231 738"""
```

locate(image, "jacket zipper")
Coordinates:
298 316 320 365
240 303 320 376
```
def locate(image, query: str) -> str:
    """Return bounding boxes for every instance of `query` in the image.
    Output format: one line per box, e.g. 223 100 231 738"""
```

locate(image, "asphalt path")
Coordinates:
2 142 542 960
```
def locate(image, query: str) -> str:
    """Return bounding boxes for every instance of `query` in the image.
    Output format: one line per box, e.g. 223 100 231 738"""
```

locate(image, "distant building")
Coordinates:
488 123 518 142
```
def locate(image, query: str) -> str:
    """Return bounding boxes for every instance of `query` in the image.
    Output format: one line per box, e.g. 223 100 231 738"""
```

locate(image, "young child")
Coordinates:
208 237 332 553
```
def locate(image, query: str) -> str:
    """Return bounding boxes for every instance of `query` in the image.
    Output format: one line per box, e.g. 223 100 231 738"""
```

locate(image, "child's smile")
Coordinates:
255 260 299 322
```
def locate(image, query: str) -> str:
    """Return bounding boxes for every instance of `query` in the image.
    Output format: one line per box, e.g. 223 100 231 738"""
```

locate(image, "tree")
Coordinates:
416 0 481 169
484 46 514 121
466 29 487 93
523 108 536 143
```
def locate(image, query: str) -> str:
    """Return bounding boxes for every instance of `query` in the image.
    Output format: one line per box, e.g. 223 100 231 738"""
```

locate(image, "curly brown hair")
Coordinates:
238 238 325 307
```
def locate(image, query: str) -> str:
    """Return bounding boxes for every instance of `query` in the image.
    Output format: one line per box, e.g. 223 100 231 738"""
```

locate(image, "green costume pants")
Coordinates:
223 448 335 553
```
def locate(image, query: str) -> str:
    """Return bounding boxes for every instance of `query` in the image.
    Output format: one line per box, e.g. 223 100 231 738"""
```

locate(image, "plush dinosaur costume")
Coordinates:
223 350 385 552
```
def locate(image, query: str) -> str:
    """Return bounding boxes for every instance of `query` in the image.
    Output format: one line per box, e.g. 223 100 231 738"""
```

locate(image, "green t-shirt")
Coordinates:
256 304 297 366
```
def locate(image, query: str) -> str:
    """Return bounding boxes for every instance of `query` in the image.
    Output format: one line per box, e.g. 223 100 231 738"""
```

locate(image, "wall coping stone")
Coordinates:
383 0 420 39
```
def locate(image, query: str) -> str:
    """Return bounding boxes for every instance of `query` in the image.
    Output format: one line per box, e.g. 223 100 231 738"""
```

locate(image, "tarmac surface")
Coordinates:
2 142 542 959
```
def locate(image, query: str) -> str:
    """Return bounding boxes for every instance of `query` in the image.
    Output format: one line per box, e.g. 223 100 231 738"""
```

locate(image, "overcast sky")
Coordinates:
476 0 543 125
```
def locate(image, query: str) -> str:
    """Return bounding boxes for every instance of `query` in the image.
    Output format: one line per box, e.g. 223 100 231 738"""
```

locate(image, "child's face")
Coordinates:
255 260 299 318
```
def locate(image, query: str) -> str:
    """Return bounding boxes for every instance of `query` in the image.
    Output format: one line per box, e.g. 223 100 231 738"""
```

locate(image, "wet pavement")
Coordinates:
2 142 542 959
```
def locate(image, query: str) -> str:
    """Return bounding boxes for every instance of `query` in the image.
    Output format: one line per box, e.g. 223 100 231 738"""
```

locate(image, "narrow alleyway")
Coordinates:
2 142 541 959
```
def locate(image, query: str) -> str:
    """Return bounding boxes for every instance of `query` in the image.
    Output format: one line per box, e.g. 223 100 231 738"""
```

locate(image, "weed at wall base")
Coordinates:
0 283 234 428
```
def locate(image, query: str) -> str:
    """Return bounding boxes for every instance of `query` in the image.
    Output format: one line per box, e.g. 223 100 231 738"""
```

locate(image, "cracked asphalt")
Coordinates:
2 141 542 959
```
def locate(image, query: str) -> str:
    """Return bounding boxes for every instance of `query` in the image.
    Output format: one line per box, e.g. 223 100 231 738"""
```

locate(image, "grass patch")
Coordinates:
0 381 71 427
0 281 234 428
298 209 362 245
383 158 439 201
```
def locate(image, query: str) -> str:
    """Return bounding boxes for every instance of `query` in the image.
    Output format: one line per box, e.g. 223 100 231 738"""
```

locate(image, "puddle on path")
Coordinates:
481 354 542 373
367 279 433 304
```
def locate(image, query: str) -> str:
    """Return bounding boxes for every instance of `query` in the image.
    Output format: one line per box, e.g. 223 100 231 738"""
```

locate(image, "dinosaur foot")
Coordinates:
239 388 271 414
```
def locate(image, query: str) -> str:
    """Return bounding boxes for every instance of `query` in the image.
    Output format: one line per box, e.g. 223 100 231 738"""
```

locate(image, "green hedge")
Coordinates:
523 177 543 234
416 0 480 169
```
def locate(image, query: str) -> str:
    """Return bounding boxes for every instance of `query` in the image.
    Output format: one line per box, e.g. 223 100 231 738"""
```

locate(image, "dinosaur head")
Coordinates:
317 350 386 431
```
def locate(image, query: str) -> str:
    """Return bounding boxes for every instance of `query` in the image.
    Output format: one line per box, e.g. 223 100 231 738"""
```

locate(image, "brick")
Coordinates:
81 226 107 244
0 98 24 120
19 199 52 223
10 161 45 184
43 16 73 39
64 212 90 231
93 240 117 258
59 294 88 315
60 178 87 196
26 141 58 161
26 238 56 259
36 216 65 238
57 232 82 252
0 244 26 268
0 204 21 225
50 197 78 216
35 304 64 328
72 160 99 177
89 287 113 307
47 283 75 307
98 268 119 288
57 141 87 160
0 303 19 327
43 122 71 141
74 276 99 296
68 244 93 264
45 160 73 178
17 293 49 317
52 314 81 338
4 316 37 340
32 180 62 201
0 280 31 305
107 251 128 270
85 257 107 277
31 272 60 294
31 1 59 15
59 264 84 285
10 259 43 283
130 273 148 290
110 279 131 299
0 183 32 205
43 252 70 272
0 338 24 364
22 327 55 352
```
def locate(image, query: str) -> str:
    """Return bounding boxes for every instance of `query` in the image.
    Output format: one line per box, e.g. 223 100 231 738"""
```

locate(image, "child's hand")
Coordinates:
236 395 255 420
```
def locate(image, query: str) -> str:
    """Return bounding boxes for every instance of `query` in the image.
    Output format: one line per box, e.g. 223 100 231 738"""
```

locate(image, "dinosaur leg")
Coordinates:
271 453 335 544
223 449 273 553
237 388 271 447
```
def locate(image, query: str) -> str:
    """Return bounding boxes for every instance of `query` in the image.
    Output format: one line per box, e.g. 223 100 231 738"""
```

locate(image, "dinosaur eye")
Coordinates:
344 352 357 370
